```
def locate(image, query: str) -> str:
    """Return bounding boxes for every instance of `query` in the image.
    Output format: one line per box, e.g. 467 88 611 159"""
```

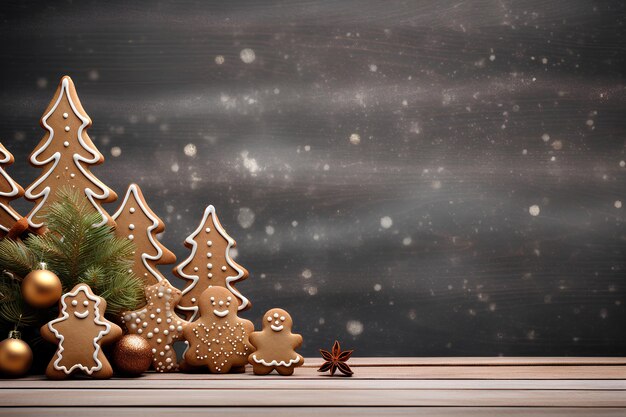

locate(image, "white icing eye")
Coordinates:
227 296 232 301
267 317 272 322
83 300 89 306
280 316 286 321
273 313 279 318
226 302 230 306
71 300 78 306
210 297 215 301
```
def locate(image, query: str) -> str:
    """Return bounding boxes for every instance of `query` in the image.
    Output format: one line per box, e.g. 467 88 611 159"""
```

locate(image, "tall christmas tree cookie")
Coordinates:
0 143 27 239
112 184 176 285
40 284 122 379
24 76 117 231
122 280 187 372
182 286 254 373
174 205 250 320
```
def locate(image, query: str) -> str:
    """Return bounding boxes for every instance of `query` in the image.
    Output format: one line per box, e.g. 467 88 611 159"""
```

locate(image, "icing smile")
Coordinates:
270 324 283 332
74 310 89 319
213 309 229 317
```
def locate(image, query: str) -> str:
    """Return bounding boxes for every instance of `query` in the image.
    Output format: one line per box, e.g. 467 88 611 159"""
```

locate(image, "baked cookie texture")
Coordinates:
249 308 304 375
113 183 176 285
122 280 187 372
41 284 122 379
182 286 254 373
174 205 250 321
24 76 117 231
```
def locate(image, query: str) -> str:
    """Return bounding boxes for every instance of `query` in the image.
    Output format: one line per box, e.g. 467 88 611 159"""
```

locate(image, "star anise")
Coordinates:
318 340 354 376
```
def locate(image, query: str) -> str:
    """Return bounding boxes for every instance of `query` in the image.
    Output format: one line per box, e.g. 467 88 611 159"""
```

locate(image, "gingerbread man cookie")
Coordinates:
122 279 187 372
0 143 27 239
182 286 254 373
41 284 122 379
113 184 176 285
249 308 304 375
24 76 117 231
175 205 250 321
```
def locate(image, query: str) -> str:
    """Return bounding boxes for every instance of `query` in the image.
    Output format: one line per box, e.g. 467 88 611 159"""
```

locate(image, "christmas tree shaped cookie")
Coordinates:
174 205 250 320
0 143 27 239
249 308 304 375
24 76 117 231
182 286 254 373
112 184 176 285
122 279 187 372
40 284 122 379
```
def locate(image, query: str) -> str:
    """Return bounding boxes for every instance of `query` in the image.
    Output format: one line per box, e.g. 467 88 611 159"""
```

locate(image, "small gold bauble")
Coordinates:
21 266 62 309
112 335 152 376
0 331 33 377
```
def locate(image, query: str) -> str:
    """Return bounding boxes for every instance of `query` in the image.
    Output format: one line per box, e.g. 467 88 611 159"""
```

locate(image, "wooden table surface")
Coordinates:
1 357 626 416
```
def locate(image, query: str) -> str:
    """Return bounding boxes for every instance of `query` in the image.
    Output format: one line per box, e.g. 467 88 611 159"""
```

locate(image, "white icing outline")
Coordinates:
213 309 229 317
112 184 168 283
47 284 111 375
25 77 112 229
251 354 300 367
271 324 284 332
0 144 22 233
176 205 249 320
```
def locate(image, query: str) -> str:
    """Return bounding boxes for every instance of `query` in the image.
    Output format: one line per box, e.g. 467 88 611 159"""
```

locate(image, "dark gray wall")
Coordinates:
1 0 624 356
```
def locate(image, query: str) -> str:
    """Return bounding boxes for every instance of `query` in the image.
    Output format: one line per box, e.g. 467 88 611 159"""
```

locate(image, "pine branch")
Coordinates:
0 239 37 278
0 187 145 327
0 272 42 327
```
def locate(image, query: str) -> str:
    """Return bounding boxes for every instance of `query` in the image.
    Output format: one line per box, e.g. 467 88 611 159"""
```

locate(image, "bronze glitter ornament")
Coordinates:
111 334 153 376
21 263 62 309
0 330 33 377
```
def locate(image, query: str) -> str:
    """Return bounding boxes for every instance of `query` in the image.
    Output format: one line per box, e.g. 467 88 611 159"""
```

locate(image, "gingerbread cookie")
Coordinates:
40 283 122 379
175 205 250 321
0 143 26 239
249 308 304 375
122 279 187 372
182 286 254 373
24 75 117 231
113 184 176 285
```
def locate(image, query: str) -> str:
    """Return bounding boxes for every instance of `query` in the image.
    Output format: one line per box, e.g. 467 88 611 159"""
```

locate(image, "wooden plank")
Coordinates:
317 357 626 367
3 362 626 382
4 377 626 390
2 388 626 407
3 408 626 417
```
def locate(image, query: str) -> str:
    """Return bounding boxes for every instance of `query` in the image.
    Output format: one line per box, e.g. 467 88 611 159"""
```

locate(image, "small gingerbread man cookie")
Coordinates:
41 284 122 379
182 286 254 373
249 308 304 375
122 280 187 372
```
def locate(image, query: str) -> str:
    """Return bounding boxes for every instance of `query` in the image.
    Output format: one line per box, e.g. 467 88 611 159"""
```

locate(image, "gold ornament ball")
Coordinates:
112 335 152 376
0 331 33 377
22 268 62 309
